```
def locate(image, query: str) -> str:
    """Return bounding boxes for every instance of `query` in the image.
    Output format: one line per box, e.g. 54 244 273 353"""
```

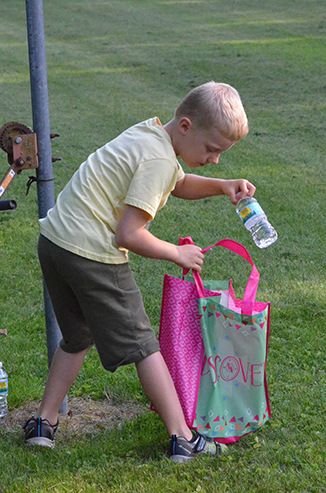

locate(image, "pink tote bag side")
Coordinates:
159 274 220 426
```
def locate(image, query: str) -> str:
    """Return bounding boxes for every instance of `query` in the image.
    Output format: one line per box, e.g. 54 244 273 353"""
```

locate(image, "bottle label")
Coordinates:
0 379 8 393
238 202 264 225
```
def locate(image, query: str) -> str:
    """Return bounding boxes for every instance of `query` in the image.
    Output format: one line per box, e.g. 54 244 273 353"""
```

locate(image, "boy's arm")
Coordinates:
116 205 204 271
171 174 256 204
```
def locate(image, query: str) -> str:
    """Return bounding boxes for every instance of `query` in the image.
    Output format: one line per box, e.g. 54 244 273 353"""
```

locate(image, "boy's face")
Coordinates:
176 118 235 168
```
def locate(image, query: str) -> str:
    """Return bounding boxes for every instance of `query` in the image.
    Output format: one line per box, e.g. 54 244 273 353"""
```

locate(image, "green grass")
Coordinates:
0 0 326 491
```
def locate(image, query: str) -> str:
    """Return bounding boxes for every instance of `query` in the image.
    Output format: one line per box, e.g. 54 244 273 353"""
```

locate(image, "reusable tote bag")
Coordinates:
159 237 271 443
192 238 271 443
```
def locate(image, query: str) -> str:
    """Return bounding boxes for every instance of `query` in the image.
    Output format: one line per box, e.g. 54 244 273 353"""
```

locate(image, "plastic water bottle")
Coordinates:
236 197 277 249
0 362 8 417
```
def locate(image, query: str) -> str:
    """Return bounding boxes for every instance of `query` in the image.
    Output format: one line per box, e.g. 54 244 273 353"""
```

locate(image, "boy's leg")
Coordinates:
136 351 227 462
34 346 90 425
136 351 192 441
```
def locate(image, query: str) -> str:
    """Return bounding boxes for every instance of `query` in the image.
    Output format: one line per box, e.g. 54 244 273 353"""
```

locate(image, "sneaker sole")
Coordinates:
26 437 55 449
170 455 194 463
170 445 228 463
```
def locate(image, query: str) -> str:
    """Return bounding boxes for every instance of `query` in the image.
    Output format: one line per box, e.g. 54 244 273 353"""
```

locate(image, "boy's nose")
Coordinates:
210 153 220 165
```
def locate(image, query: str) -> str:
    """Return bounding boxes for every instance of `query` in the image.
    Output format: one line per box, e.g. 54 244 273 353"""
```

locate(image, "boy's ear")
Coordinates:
178 117 193 136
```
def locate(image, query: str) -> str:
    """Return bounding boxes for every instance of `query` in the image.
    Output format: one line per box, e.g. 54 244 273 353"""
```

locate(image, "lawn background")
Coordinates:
0 0 325 491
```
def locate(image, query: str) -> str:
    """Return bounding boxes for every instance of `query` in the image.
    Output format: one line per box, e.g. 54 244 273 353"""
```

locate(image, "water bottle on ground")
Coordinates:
0 362 8 417
236 196 278 249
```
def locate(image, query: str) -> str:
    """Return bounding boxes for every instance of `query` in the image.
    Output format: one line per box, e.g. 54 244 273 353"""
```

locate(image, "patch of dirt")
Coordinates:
0 398 146 441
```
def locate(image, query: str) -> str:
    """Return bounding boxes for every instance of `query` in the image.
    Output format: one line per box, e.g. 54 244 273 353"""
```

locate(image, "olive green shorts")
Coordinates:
38 235 160 372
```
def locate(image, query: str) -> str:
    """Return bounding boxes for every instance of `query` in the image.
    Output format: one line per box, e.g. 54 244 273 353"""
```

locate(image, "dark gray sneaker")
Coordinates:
169 431 227 463
23 417 59 449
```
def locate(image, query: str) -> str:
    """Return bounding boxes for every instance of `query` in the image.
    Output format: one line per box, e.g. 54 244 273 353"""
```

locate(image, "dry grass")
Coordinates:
0 397 146 443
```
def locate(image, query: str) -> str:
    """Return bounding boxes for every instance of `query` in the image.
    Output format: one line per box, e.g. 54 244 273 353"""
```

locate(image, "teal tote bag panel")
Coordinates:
193 297 271 443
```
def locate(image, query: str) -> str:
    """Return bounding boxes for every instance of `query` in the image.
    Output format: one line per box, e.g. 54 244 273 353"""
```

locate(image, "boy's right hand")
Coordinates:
174 244 204 272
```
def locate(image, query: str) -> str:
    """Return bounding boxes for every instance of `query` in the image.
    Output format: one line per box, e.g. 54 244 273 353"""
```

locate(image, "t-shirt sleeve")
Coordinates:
124 158 184 219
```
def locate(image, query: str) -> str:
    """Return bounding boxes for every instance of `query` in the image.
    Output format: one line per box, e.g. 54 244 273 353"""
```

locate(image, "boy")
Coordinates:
24 81 256 462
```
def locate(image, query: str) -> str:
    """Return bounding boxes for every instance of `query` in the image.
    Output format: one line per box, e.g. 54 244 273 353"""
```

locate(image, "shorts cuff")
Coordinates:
103 340 160 372
60 338 94 354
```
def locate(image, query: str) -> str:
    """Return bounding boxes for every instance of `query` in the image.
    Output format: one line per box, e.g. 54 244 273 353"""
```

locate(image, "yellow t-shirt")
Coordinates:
39 117 185 264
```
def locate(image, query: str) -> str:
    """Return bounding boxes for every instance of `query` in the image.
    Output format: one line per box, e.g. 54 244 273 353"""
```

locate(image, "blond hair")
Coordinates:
175 81 249 141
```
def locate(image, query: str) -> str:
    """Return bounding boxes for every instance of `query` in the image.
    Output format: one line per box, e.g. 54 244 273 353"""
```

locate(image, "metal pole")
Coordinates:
25 0 68 413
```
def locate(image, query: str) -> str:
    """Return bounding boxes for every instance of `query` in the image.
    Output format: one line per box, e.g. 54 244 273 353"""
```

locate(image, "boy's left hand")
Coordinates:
221 179 256 204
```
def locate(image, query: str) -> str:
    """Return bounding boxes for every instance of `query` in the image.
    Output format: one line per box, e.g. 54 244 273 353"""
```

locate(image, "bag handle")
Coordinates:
179 237 260 315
